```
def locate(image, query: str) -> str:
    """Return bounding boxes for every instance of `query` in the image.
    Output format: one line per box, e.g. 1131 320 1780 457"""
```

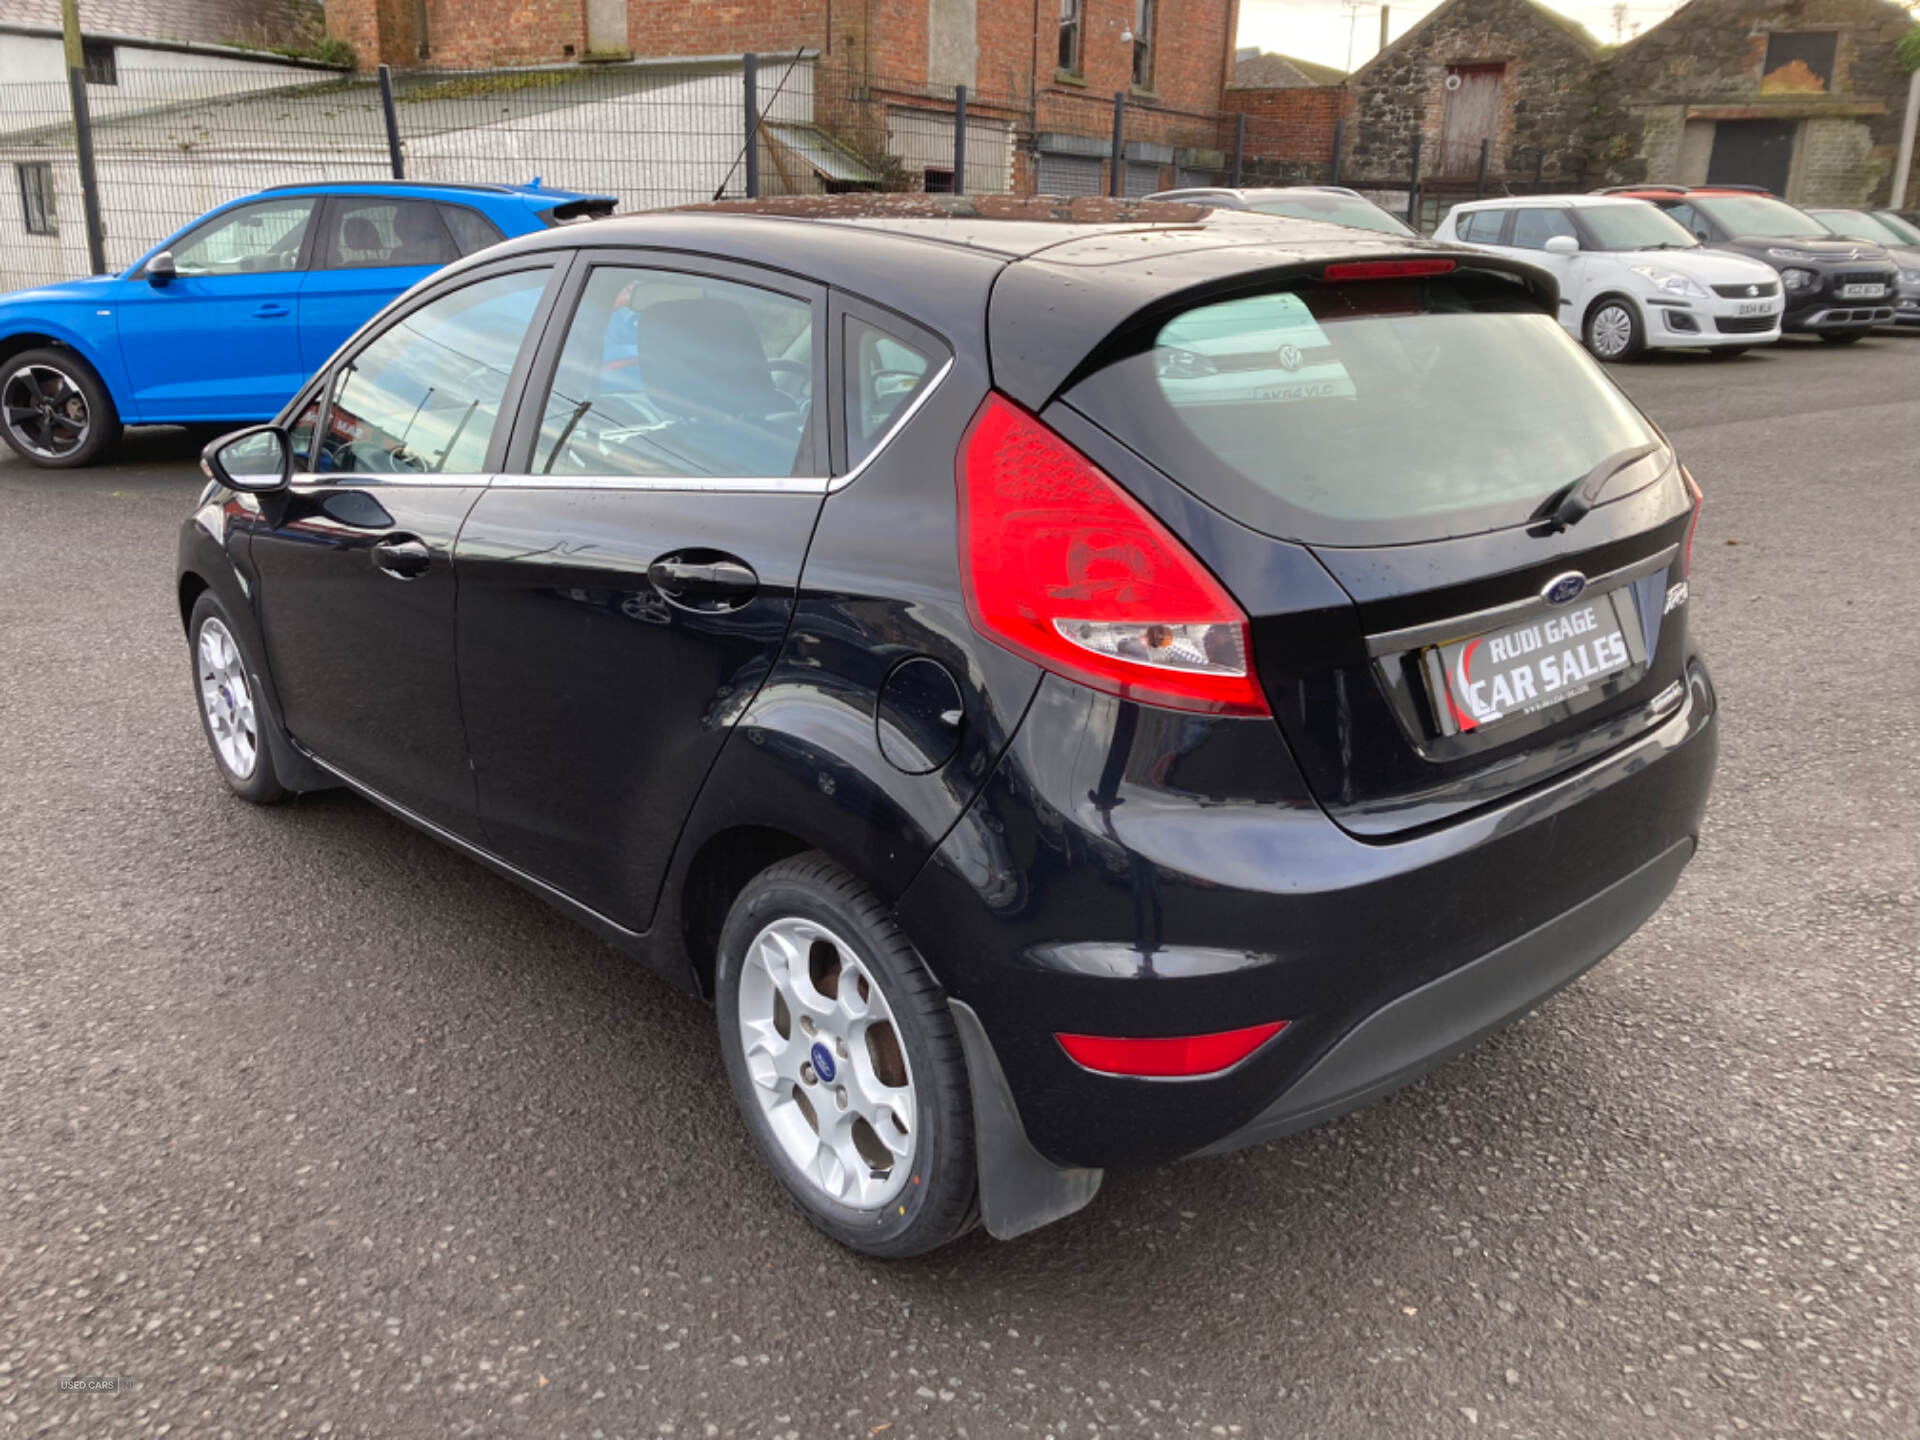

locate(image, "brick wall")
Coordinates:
1224 84 1344 163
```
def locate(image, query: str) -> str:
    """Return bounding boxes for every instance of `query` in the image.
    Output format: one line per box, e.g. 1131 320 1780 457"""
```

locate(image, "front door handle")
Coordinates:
647 550 759 612
372 535 431 580
252 303 291 318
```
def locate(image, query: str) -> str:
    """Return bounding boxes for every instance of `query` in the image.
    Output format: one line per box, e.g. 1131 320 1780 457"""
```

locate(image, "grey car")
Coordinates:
1807 207 1920 326
1147 185 1415 237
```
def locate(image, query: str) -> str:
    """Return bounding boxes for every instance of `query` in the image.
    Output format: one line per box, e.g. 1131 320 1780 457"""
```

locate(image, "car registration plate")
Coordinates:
1423 588 1645 736
1840 282 1885 299
1736 301 1772 316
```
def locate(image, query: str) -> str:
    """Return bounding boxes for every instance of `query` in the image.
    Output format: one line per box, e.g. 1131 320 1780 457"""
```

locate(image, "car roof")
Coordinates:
1451 194 1645 211
256 179 608 201
460 195 1558 410
1599 186 1772 199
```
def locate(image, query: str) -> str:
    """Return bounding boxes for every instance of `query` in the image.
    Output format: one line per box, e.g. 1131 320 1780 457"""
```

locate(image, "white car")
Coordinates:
1434 195 1784 360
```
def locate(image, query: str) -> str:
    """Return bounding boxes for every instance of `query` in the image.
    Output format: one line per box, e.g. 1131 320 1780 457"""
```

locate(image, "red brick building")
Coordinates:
325 0 1240 118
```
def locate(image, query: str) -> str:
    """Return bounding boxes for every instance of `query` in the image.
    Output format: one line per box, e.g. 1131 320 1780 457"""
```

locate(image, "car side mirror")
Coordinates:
202 424 290 494
1543 235 1580 256
145 250 177 286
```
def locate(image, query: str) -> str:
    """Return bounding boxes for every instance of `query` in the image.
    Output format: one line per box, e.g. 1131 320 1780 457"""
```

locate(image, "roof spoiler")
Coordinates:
540 197 618 226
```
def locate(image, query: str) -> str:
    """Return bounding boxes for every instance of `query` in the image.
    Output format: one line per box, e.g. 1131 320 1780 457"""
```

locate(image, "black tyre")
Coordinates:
187 593 290 805
1584 296 1645 362
0 346 121 468
715 852 976 1258
1818 331 1866 345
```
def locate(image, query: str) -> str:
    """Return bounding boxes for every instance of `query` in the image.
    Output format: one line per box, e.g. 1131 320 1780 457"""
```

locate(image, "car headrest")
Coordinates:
631 297 782 417
342 215 383 254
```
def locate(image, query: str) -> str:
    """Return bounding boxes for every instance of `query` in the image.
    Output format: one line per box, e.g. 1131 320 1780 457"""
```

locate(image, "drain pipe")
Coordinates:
1894 65 1920 210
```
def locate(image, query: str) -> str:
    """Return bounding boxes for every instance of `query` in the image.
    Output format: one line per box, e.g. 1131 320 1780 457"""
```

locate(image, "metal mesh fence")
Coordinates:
0 54 1591 291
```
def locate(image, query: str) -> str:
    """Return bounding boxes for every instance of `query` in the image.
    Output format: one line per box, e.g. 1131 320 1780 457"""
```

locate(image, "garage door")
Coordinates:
1125 161 1160 197
1037 152 1103 196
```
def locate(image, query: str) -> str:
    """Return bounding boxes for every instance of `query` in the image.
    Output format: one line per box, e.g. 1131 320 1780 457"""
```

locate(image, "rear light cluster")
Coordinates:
1681 465 1704 576
1055 1020 1288 1078
955 394 1269 716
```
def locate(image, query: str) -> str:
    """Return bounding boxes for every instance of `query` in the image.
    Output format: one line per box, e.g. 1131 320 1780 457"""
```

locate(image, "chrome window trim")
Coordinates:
288 472 494 490
1365 544 1679 658
483 355 954 496
492 472 829 494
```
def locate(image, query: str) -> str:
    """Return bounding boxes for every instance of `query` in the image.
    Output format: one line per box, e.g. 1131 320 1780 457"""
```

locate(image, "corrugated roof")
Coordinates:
763 121 881 184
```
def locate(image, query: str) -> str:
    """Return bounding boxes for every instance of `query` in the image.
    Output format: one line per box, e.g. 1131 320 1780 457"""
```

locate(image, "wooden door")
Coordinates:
1441 65 1504 176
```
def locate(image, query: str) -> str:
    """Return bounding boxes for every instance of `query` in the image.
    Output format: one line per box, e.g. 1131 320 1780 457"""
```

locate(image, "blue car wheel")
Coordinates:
1 347 121 469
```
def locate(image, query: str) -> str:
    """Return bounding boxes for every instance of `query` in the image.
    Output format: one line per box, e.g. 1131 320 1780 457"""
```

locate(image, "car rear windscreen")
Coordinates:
1065 274 1663 546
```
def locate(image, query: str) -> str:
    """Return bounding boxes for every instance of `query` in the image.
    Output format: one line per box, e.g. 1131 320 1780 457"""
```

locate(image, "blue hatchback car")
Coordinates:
0 180 613 468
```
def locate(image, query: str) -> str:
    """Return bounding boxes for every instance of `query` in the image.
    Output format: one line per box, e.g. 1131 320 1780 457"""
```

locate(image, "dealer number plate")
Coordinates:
1423 588 1646 736
1736 301 1772 316
1840 282 1885 299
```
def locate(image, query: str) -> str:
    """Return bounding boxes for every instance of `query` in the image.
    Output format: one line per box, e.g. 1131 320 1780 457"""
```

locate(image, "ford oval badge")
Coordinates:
810 1041 837 1084
1542 571 1587 606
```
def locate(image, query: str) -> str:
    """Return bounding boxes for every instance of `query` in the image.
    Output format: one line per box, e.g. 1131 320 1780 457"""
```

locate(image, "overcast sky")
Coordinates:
1235 0 1691 72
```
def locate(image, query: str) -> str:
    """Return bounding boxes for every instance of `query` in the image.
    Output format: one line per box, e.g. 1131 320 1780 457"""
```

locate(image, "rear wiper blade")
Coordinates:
1541 441 1665 531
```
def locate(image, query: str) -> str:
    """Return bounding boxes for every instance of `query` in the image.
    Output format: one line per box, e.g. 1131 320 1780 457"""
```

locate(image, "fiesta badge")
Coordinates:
1542 571 1587 606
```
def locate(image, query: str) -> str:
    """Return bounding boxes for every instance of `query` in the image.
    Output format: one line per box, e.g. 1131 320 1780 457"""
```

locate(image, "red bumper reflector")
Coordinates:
1055 1020 1289 1078
1321 258 1456 281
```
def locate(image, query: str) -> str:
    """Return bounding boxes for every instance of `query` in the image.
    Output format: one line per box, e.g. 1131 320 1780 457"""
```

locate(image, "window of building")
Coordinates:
82 40 116 85
922 167 955 195
1509 207 1578 250
1761 32 1836 94
532 265 817 480
1131 0 1156 89
17 162 56 236
1058 0 1082 74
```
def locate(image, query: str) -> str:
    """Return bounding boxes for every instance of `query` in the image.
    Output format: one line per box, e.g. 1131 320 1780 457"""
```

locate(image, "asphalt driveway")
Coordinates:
0 332 1913 1438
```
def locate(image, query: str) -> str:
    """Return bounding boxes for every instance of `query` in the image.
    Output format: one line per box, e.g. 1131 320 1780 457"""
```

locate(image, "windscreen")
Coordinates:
1582 204 1698 251
1248 193 1414 236
1696 195 1826 238
1812 210 1904 245
1066 274 1663 546
1875 212 1920 244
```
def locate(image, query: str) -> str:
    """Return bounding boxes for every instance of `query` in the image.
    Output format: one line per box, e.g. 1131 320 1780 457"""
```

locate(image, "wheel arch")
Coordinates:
674 823 815 997
178 570 210 632
1583 290 1644 330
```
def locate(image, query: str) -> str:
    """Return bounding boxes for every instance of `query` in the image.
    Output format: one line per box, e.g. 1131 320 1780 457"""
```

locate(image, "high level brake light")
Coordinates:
956 394 1269 717
1321 258 1456 281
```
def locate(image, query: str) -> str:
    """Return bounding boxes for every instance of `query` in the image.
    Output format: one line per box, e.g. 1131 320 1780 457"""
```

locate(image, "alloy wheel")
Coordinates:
1590 305 1634 359
736 916 918 1209
197 618 259 779
2 363 90 460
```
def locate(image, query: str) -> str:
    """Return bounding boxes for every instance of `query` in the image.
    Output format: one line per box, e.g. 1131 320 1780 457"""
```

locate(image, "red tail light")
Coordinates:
956 394 1269 717
1681 465 1703 577
1056 1020 1289 1078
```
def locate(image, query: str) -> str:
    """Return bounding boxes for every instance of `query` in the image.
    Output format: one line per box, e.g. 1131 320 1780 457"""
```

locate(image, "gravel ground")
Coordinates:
0 331 1913 1439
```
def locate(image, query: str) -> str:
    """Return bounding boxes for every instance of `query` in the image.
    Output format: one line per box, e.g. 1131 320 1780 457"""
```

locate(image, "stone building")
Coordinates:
1341 0 1603 186
1593 0 1918 206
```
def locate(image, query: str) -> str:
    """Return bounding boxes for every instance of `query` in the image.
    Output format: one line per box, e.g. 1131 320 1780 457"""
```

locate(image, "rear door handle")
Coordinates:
372 535 431 579
647 550 758 611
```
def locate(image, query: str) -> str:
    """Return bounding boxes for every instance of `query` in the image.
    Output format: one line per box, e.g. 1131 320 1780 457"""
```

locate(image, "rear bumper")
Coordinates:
898 656 1717 1170
1198 836 1691 1155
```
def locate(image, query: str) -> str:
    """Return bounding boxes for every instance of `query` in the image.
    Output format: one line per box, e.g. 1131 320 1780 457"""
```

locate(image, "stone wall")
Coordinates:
1590 0 1915 205
1341 0 1600 184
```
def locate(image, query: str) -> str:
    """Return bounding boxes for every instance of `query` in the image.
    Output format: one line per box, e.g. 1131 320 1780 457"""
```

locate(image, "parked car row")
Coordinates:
1436 184 1915 360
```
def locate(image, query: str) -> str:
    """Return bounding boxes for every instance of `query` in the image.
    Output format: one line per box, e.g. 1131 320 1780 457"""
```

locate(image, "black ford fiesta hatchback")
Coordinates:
178 195 1716 1256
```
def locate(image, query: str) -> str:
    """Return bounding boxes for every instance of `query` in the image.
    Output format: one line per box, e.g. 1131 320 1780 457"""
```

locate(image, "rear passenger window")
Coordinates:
1458 209 1506 243
844 317 937 468
1510 208 1578 250
440 204 505 256
532 266 816 479
321 268 550 475
322 198 458 269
